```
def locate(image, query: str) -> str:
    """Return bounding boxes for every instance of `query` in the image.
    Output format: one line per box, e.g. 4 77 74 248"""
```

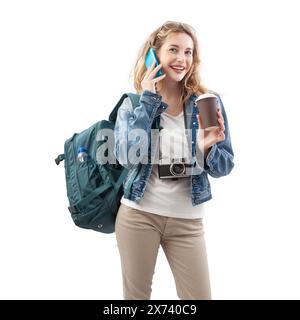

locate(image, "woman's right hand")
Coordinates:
141 61 166 94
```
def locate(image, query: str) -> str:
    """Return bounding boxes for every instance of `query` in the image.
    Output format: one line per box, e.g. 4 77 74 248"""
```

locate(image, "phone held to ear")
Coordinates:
145 48 164 78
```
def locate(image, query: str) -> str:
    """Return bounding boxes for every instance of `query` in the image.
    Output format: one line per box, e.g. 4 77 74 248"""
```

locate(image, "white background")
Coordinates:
1 0 300 300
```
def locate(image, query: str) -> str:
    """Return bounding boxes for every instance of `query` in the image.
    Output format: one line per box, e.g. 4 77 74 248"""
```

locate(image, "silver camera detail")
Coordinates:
158 157 194 179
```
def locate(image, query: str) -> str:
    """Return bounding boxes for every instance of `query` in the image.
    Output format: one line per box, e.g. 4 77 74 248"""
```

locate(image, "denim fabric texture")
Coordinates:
114 90 234 206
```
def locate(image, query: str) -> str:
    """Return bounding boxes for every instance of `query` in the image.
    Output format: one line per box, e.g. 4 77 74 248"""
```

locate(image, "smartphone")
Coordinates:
145 48 164 78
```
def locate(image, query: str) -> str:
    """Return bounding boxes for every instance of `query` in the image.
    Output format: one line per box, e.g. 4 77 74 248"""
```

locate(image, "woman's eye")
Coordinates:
170 48 192 55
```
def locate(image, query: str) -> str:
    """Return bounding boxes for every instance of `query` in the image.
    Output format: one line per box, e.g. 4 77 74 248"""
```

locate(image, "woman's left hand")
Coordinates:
196 108 226 151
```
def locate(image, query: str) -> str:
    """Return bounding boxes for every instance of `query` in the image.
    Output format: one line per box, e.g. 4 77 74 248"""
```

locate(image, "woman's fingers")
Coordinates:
217 109 224 121
218 117 225 131
149 63 164 79
153 73 166 83
142 62 165 93
144 61 156 77
217 109 225 131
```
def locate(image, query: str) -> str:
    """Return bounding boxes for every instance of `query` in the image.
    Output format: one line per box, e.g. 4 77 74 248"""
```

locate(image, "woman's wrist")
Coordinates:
204 145 212 158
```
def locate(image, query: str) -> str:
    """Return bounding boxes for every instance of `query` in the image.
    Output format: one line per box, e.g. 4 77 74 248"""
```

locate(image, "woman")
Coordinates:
114 21 234 300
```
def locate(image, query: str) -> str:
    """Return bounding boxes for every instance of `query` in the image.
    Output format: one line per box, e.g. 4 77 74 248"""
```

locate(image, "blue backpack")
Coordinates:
55 93 140 233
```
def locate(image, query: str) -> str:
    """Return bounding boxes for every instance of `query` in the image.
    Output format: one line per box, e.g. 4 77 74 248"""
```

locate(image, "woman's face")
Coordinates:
157 32 194 84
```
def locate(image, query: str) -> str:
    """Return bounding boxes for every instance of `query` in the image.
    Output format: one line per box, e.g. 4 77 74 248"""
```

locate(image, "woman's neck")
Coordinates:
157 81 182 103
157 86 184 116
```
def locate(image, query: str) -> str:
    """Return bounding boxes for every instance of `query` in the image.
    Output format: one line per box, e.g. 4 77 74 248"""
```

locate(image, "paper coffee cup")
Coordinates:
195 93 219 129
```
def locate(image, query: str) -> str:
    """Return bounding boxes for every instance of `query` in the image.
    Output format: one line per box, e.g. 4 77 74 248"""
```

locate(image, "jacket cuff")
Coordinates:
204 143 217 172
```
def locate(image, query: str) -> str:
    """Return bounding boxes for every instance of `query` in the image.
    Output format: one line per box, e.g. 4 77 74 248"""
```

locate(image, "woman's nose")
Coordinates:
176 53 185 63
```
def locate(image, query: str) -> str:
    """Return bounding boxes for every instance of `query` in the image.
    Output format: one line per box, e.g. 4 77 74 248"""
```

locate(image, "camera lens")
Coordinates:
170 162 185 176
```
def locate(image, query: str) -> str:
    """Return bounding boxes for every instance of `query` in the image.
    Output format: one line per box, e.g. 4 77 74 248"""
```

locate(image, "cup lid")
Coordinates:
195 93 218 102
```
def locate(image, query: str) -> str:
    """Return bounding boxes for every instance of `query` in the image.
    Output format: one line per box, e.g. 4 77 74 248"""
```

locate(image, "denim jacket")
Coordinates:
114 90 234 206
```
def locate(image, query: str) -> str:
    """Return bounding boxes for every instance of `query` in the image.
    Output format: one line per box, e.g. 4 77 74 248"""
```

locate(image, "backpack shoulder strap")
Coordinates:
109 92 141 122
55 93 141 165
126 93 140 108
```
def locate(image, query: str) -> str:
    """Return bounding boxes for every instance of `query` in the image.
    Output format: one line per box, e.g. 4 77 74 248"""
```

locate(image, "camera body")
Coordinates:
158 157 194 179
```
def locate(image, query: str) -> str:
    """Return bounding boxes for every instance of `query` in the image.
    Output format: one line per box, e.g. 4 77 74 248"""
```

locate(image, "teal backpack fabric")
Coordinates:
55 93 140 233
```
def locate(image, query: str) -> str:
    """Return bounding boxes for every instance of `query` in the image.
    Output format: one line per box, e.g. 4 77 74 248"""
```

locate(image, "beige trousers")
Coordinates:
115 203 211 300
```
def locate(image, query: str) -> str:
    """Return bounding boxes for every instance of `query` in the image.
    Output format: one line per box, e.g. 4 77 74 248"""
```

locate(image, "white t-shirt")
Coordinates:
121 110 205 219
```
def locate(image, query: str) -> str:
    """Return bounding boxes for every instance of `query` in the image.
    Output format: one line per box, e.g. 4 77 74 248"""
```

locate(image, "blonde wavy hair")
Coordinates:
132 21 211 105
